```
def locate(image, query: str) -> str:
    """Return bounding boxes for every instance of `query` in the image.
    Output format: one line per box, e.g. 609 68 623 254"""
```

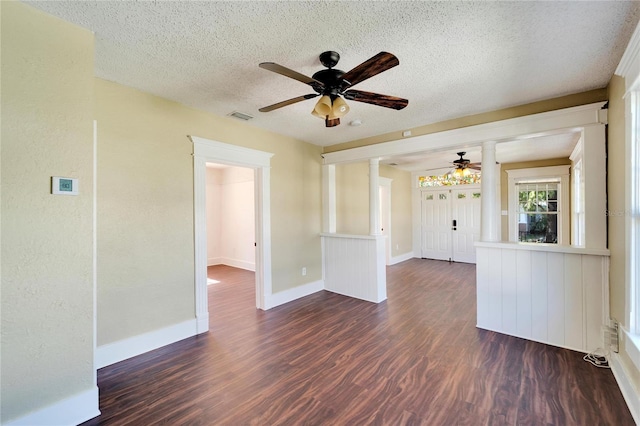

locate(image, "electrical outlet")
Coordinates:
396 244 399 250
302 267 306 276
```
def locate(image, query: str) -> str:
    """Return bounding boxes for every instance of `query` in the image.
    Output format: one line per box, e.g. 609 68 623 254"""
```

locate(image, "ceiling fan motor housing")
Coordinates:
312 68 345 97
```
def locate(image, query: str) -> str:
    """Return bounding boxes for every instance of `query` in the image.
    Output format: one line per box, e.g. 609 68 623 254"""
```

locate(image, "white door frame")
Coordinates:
190 136 274 333
379 177 392 265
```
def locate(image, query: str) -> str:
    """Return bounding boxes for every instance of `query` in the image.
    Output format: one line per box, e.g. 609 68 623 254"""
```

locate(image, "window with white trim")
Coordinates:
516 181 559 243
630 90 640 334
507 166 570 245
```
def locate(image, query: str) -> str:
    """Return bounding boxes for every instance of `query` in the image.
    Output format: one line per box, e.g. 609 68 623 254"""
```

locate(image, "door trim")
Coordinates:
190 136 274 333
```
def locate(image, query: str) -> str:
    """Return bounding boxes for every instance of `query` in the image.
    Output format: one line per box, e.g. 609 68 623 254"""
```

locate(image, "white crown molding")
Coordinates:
616 20 640 79
322 102 607 165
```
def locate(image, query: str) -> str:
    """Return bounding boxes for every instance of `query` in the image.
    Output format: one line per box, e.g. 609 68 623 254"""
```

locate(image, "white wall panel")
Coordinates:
516 250 532 337
476 246 490 327
564 254 583 350
583 255 605 351
322 234 386 303
487 247 503 330
501 249 518 335
476 244 608 353
547 252 565 344
530 251 548 343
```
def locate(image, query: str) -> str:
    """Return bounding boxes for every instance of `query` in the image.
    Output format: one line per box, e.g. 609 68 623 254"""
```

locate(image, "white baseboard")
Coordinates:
389 251 415 265
610 352 640 424
96 319 198 368
6 386 100 426
207 256 223 266
197 312 210 334
208 257 255 271
266 279 324 309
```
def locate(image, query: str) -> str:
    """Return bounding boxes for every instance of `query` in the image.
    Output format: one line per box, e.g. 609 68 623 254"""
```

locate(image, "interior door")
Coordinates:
421 190 452 261
421 187 481 263
451 188 481 263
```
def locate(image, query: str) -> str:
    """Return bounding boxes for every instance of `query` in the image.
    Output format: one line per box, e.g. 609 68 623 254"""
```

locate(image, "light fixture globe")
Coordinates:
331 96 350 118
313 95 332 117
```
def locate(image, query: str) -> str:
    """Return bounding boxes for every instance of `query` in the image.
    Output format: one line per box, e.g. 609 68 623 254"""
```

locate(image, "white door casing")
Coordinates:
190 136 274 334
379 177 392 265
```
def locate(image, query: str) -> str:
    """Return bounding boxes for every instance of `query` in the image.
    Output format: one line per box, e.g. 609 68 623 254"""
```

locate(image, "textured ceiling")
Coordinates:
26 1 640 156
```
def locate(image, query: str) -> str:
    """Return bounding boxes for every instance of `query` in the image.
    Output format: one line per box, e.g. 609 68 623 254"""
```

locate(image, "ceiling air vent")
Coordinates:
228 111 254 121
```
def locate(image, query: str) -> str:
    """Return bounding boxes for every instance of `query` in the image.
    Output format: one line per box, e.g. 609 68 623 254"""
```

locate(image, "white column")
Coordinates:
480 141 499 242
322 164 336 233
582 123 607 250
369 158 381 235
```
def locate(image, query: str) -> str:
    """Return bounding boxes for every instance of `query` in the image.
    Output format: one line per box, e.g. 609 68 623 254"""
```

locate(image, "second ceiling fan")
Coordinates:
258 51 408 127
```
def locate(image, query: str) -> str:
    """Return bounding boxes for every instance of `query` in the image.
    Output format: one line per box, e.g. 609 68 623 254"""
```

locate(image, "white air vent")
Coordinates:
228 111 254 121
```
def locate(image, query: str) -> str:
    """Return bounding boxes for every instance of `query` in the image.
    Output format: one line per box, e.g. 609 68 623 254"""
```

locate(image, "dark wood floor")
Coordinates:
82 259 634 425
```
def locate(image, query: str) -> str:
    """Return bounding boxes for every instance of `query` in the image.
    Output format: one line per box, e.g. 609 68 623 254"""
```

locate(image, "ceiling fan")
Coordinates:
451 151 482 177
258 51 409 127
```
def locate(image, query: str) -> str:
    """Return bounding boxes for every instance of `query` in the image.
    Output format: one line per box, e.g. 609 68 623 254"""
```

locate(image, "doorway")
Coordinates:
205 163 256 272
420 185 481 263
191 135 274 334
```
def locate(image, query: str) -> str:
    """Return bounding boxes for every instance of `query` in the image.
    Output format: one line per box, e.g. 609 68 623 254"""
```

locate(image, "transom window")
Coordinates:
418 173 481 187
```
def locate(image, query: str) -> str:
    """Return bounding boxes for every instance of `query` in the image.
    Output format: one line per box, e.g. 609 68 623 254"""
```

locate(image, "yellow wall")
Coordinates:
1 2 95 422
500 158 572 241
95 78 323 345
607 75 640 392
336 163 413 257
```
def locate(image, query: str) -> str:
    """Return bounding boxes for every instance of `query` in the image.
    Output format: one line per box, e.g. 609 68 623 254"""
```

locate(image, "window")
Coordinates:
617 24 640 373
418 173 481 187
516 182 559 243
506 166 570 245
630 90 640 334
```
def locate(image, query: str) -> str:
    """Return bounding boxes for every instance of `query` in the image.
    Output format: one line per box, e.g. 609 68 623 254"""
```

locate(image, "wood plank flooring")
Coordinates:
82 259 634 425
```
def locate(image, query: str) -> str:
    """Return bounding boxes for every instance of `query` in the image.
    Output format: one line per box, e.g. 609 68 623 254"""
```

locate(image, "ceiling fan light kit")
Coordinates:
449 152 482 177
259 51 408 127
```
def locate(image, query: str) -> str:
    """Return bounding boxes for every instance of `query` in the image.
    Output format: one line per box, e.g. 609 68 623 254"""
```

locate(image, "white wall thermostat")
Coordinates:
52 176 79 195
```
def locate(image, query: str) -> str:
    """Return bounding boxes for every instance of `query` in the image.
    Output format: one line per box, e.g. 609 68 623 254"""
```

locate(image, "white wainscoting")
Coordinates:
321 233 386 303
476 242 610 353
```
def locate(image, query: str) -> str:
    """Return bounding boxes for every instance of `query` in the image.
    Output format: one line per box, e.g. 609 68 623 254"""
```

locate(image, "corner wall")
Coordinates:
607 74 640 403
1 2 97 423
95 77 323 346
335 162 413 258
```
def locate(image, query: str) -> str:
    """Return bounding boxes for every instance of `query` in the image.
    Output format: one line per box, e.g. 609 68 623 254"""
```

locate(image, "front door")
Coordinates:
421 186 481 263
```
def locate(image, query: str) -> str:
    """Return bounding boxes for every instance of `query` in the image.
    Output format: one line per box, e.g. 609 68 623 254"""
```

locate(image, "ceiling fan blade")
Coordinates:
344 89 408 110
468 165 482 171
259 62 324 88
340 52 399 88
259 94 318 112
